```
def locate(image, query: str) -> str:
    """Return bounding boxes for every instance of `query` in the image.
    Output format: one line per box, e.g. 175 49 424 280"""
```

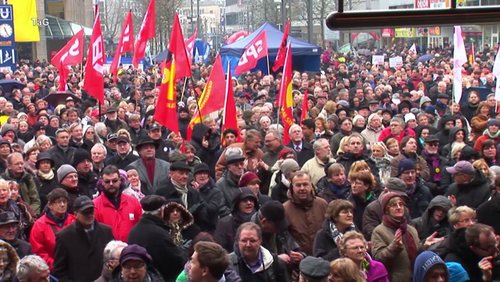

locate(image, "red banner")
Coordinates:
83 5 105 104
234 31 268 75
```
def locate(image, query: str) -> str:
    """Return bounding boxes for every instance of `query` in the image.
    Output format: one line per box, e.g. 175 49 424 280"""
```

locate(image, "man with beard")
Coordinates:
283 171 328 255
302 138 335 187
93 165 142 242
104 107 128 133
73 149 98 197
128 137 171 195
462 90 481 122
105 136 139 170
421 135 447 195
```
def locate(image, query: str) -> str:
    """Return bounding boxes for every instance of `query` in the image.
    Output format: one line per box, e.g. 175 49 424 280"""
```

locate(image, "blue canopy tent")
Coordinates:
221 22 321 75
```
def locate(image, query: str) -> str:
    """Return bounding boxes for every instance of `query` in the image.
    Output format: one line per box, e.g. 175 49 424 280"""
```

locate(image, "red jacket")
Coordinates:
378 127 416 143
94 193 142 242
29 213 76 270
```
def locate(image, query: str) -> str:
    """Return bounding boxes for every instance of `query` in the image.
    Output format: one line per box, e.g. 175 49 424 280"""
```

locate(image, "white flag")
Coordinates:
409 43 417 54
492 48 500 100
453 26 467 103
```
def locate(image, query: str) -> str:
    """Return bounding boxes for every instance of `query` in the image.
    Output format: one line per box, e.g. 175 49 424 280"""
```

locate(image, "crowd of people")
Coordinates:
0 42 497 281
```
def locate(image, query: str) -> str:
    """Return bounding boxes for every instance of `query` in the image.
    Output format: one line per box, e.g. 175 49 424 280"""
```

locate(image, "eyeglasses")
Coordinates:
426 143 439 147
103 178 120 184
389 201 406 208
122 262 146 270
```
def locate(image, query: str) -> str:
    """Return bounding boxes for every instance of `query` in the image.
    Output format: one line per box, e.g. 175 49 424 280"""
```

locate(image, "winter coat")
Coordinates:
105 152 139 170
77 171 98 198
317 177 351 202
251 213 302 257
47 145 76 169
371 222 420 282
286 141 314 167
364 254 390 282
229 246 288 282
128 157 171 195
284 196 328 255
29 212 76 270
301 156 335 187
198 178 230 231
163 201 201 250
0 240 19 282
128 214 186 281
477 192 500 235
362 194 411 241
410 195 452 241
35 171 59 210
190 124 215 170
312 220 353 261
406 178 433 219
421 150 448 195
155 179 208 229
348 193 376 233
1 170 41 215
445 169 491 209
361 127 383 148
378 127 416 143
93 192 142 242
216 172 241 209
53 221 114 282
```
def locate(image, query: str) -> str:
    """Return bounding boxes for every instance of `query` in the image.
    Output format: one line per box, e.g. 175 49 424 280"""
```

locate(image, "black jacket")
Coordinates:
407 178 433 219
47 145 76 168
53 221 114 282
128 214 185 281
477 192 500 235
105 152 139 170
445 169 491 209
287 141 315 167
198 178 230 232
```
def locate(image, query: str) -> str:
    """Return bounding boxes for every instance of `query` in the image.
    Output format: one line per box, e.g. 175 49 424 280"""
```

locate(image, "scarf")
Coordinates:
382 214 417 267
484 128 500 139
172 180 189 208
421 150 442 182
168 222 184 246
280 174 291 188
38 170 54 180
367 125 383 133
46 210 68 228
142 158 155 185
329 220 356 245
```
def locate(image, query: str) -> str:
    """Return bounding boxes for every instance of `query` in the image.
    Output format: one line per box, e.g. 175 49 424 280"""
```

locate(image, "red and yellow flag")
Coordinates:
186 55 225 140
278 42 293 144
154 59 178 133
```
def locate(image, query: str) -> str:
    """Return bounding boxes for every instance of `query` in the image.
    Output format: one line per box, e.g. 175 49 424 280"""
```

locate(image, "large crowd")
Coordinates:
0 42 497 281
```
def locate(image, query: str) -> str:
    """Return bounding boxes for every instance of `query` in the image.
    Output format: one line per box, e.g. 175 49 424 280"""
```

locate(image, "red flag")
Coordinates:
185 28 197 64
278 42 293 144
186 55 225 140
51 29 84 69
272 20 290 72
234 31 268 75
222 65 238 140
83 5 105 104
154 58 179 133
111 11 134 83
169 14 192 79
300 88 309 122
132 0 155 67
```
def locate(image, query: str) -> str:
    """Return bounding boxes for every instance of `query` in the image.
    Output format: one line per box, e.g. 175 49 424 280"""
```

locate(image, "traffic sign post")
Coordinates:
0 4 15 71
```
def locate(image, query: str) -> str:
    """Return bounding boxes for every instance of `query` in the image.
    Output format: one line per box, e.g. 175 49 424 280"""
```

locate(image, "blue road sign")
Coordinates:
0 5 16 71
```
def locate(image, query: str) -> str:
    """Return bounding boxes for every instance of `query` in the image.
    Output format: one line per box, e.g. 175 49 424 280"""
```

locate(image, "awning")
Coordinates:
41 15 93 40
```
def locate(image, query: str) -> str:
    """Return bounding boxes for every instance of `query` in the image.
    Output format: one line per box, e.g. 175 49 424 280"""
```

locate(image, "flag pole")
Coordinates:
266 54 271 75
222 61 231 132
180 77 188 103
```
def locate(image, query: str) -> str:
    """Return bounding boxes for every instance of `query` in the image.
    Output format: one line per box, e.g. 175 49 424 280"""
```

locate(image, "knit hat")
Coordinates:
47 188 69 203
398 158 416 176
238 172 260 187
419 96 432 108
382 192 406 212
404 113 416 123
280 159 300 175
487 118 500 127
384 177 407 194
424 105 436 115
278 147 296 160
0 124 15 136
72 149 91 167
57 164 77 183
445 262 469 282
413 251 448 282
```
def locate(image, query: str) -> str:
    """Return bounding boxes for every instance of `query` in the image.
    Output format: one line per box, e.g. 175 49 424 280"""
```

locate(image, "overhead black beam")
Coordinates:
326 6 500 30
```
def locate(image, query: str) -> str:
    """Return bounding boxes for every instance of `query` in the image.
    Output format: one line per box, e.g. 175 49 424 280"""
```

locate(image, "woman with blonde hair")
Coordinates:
370 142 392 186
328 258 366 282
336 136 351 157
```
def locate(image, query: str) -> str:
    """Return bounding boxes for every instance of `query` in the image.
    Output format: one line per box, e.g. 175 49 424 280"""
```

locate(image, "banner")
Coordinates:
10 0 39 42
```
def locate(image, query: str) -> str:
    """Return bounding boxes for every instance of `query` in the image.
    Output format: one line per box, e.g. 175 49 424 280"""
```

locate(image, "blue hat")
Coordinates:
398 158 416 176
424 105 436 115
413 251 447 282
487 118 500 127
445 262 469 282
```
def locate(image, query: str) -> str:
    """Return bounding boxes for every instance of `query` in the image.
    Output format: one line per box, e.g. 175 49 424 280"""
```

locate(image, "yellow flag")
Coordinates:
10 0 40 42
